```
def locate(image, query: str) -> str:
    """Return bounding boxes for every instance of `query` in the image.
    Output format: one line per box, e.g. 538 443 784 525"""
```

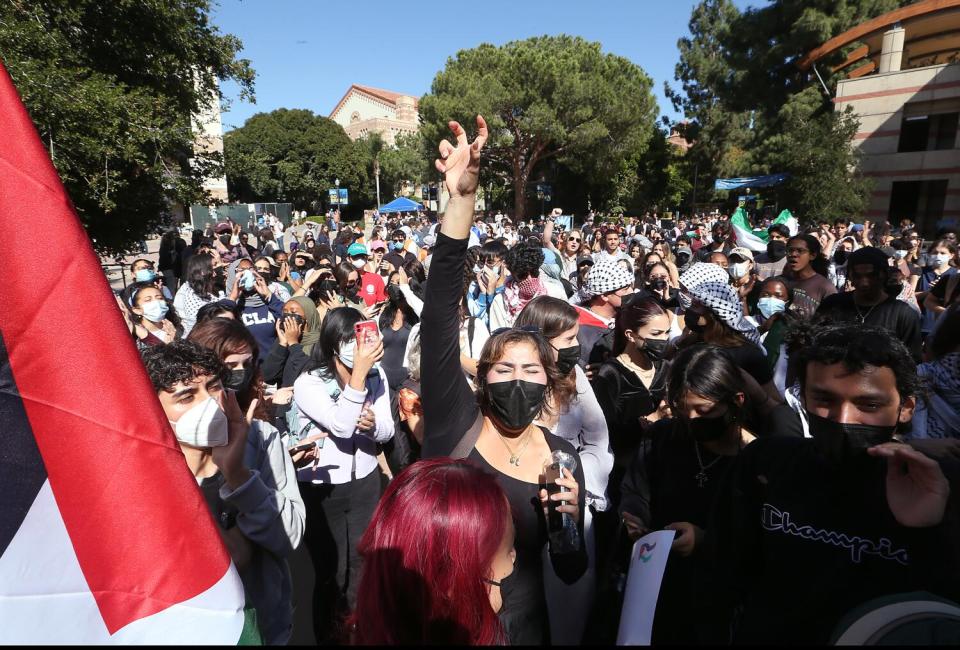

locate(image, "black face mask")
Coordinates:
649 278 668 291
386 284 403 303
486 379 547 431
767 240 787 262
834 249 849 265
641 337 668 361
686 407 737 442
554 345 581 376
225 366 254 392
218 234 232 247
807 412 897 466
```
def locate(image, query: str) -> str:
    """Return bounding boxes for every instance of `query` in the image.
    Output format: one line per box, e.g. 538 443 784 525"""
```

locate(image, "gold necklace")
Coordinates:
495 427 534 466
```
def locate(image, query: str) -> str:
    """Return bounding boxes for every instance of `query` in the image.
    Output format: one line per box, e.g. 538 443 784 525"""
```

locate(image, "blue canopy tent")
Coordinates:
378 197 424 212
714 173 790 191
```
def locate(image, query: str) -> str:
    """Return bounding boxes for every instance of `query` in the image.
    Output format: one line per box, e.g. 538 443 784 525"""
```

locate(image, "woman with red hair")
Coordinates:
349 458 516 645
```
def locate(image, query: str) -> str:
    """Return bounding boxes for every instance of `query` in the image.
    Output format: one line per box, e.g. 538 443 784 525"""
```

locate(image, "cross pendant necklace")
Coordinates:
694 442 722 488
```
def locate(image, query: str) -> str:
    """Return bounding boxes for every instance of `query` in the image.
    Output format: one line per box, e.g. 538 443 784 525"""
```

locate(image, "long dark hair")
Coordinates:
187 317 268 420
302 307 364 380
380 274 420 331
613 296 669 355
667 344 746 432
128 281 183 331
185 252 216 299
335 260 360 295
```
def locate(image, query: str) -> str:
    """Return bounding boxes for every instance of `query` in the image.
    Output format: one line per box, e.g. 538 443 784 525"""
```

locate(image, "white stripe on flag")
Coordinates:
0 480 246 644
732 223 768 252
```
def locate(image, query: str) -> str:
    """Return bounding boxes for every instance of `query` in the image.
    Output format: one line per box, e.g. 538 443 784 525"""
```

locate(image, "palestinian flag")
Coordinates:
730 208 798 253
0 62 256 643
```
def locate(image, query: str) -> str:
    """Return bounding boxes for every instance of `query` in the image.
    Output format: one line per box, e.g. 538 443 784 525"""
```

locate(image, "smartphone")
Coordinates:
289 440 317 454
354 320 381 347
543 461 565 532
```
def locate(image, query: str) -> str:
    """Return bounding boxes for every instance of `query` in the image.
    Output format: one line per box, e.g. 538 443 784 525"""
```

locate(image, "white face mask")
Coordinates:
933 253 951 267
894 250 908 259
728 261 750 279
141 300 169 323
473 264 483 274
169 396 229 448
337 339 357 369
351 258 366 270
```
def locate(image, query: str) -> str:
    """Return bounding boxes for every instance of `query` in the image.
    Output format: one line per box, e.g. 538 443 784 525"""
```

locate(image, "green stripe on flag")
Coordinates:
237 607 262 645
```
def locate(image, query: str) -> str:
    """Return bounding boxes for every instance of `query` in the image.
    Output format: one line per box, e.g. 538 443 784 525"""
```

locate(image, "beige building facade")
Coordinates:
802 0 960 236
191 75 229 202
329 84 419 145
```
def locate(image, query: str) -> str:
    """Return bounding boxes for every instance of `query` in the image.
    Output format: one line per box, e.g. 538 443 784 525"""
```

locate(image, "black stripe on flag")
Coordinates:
0 329 47 557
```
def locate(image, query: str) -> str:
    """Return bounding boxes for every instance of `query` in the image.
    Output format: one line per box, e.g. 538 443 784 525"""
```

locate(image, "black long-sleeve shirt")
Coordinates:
420 231 587 644
705 436 960 644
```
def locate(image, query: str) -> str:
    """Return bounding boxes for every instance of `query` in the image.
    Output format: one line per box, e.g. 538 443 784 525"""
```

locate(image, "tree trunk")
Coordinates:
513 175 527 221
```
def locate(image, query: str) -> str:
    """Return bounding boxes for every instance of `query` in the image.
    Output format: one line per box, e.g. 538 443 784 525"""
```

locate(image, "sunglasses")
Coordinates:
567 237 581 242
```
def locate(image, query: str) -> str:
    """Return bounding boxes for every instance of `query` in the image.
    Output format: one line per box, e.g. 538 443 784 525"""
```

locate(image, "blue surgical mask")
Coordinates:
135 269 157 282
757 296 786 319
240 269 256 291
141 300 169 323
390 241 404 251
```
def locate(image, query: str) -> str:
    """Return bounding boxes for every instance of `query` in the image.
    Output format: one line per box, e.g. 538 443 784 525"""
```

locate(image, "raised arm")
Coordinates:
437 116 488 240
421 116 489 458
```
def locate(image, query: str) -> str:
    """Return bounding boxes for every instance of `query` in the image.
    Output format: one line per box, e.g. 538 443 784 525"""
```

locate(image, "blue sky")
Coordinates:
213 0 760 132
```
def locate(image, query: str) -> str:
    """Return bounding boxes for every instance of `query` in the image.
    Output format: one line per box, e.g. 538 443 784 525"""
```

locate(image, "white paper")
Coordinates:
616 529 676 646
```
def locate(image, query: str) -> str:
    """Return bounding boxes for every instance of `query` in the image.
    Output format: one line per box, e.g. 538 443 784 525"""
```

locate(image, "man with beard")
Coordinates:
706 324 958 644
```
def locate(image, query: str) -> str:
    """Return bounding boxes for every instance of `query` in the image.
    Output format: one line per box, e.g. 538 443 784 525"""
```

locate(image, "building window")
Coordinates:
889 179 948 237
898 112 959 152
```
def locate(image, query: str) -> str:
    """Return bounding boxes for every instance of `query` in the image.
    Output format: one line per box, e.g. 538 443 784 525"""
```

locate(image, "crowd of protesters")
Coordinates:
115 115 960 645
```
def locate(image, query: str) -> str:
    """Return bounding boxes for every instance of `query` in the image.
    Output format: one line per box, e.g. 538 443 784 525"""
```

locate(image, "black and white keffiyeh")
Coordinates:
679 262 762 346
574 261 634 305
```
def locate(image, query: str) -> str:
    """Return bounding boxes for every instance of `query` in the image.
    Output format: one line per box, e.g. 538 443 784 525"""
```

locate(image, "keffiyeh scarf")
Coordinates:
679 262 762 347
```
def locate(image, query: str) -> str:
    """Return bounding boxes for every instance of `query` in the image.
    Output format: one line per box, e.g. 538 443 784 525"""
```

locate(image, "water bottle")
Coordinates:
544 450 581 553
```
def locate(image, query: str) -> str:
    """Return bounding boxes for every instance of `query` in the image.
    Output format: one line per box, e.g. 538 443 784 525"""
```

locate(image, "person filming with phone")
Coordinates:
292 307 394 643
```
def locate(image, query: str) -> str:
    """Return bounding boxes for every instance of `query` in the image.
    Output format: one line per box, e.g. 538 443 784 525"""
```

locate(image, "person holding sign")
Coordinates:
618 345 757 644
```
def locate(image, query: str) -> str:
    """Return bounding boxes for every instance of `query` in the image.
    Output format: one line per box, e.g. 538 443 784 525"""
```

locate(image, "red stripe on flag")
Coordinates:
0 63 230 633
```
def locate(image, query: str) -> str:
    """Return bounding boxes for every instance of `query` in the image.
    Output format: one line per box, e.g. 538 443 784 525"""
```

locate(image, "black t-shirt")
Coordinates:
717 342 774 386
816 293 921 361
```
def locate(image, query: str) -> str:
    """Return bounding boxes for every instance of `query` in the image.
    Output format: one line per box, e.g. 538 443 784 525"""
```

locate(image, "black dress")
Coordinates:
421 232 588 645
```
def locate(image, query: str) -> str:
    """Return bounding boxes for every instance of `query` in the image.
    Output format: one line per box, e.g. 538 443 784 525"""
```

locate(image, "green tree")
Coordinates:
669 0 907 218
377 132 431 198
223 108 371 217
419 35 658 219
0 0 255 254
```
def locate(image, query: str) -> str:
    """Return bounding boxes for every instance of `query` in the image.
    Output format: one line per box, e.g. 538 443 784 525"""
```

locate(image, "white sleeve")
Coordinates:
398 284 423 316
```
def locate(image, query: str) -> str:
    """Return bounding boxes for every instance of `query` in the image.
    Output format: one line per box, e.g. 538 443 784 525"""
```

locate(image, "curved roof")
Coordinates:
799 0 960 76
